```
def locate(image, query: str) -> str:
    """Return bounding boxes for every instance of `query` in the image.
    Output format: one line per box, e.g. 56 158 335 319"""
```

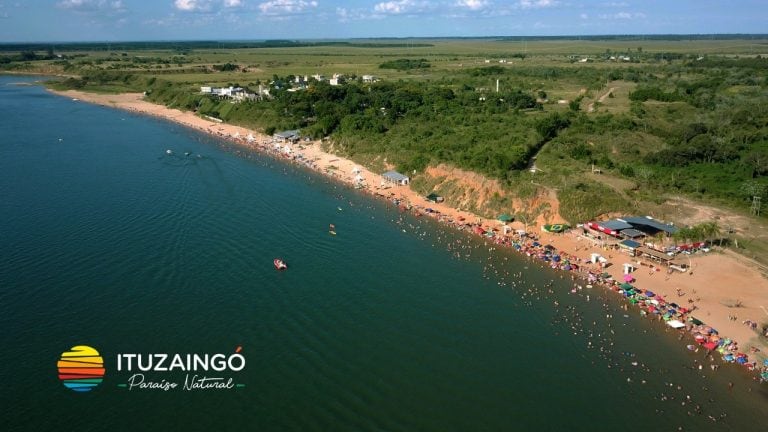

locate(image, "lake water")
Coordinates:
1 75 767 431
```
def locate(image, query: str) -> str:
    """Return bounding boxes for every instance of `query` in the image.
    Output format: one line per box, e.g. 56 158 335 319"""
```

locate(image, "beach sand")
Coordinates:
52 89 768 360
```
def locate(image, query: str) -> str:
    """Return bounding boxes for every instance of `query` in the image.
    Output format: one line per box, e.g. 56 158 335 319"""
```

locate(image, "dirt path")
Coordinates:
587 86 617 112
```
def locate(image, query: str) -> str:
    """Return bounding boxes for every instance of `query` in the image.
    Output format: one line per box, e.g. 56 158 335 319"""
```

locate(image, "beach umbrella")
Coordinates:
623 274 634 282
703 342 718 351
645 291 655 297
620 283 633 290
553 255 561 262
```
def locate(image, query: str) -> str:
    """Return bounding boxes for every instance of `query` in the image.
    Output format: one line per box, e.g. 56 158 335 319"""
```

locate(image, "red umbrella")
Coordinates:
703 342 718 351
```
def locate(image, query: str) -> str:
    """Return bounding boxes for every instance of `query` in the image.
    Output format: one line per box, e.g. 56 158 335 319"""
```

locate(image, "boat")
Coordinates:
273 258 287 270
166 149 173 155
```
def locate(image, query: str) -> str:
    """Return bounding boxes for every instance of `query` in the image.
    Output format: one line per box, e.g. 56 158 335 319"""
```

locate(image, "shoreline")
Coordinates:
49 88 768 381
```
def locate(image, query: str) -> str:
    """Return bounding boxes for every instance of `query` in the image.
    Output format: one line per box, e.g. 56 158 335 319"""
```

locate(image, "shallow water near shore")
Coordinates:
2 75 768 431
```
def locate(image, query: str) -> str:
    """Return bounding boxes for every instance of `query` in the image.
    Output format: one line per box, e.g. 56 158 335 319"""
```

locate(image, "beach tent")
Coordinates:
666 320 686 329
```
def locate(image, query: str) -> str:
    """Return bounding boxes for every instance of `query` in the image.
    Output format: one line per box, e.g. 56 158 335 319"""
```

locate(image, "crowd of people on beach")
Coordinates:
209 126 768 386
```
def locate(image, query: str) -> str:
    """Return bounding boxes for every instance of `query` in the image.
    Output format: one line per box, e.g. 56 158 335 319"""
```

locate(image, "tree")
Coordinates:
700 221 721 246
745 150 768 178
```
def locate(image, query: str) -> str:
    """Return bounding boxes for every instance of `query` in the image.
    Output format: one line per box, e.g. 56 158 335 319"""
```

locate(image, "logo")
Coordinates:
58 345 105 392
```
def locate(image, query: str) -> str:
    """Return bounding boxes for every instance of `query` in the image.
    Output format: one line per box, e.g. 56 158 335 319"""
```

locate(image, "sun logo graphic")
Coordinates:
58 345 105 392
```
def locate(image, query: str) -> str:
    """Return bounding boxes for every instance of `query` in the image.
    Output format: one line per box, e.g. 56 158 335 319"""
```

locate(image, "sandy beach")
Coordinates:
51 89 768 367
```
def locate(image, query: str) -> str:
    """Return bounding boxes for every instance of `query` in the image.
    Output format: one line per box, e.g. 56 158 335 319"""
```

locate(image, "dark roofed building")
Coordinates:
273 130 300 143
621 216 678 235
620 228 645 239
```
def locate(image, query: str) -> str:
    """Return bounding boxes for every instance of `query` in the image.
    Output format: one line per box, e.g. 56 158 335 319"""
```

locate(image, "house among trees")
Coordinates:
200 86 257 102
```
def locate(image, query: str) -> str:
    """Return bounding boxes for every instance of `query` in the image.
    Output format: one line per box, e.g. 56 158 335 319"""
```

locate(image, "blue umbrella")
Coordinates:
645 291 655 297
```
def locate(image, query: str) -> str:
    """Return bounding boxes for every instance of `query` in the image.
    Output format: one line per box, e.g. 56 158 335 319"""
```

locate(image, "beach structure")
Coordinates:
586 216 677 239
382 170 410 186
618 239 641 255
273 130 300 144
621 216 678 236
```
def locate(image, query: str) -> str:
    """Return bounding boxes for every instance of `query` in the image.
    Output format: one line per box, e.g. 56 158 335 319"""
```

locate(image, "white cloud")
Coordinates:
373 0 431 15
602 1 629 7
455 0 488 11
173 0 245 12
517 0 557 9
579 12 588 19
57 0 125 12
258 0 318 16
599 11 645 19
336 7 375 22
174 0 210 11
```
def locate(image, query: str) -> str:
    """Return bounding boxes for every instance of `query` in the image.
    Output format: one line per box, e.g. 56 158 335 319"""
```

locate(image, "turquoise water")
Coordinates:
1 76 767 431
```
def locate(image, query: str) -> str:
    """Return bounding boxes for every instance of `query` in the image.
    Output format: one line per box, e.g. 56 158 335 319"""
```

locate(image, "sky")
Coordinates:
0 0 766 42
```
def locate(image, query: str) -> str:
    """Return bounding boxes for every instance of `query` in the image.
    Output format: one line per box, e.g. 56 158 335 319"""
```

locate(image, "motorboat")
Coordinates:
274 258 287 270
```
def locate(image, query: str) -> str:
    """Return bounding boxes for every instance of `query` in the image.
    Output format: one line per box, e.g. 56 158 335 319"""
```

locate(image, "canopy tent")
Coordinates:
497 214 514 222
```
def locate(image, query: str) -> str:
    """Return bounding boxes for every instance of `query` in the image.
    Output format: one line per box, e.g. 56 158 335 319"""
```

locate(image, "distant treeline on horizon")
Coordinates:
0 34 766 52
